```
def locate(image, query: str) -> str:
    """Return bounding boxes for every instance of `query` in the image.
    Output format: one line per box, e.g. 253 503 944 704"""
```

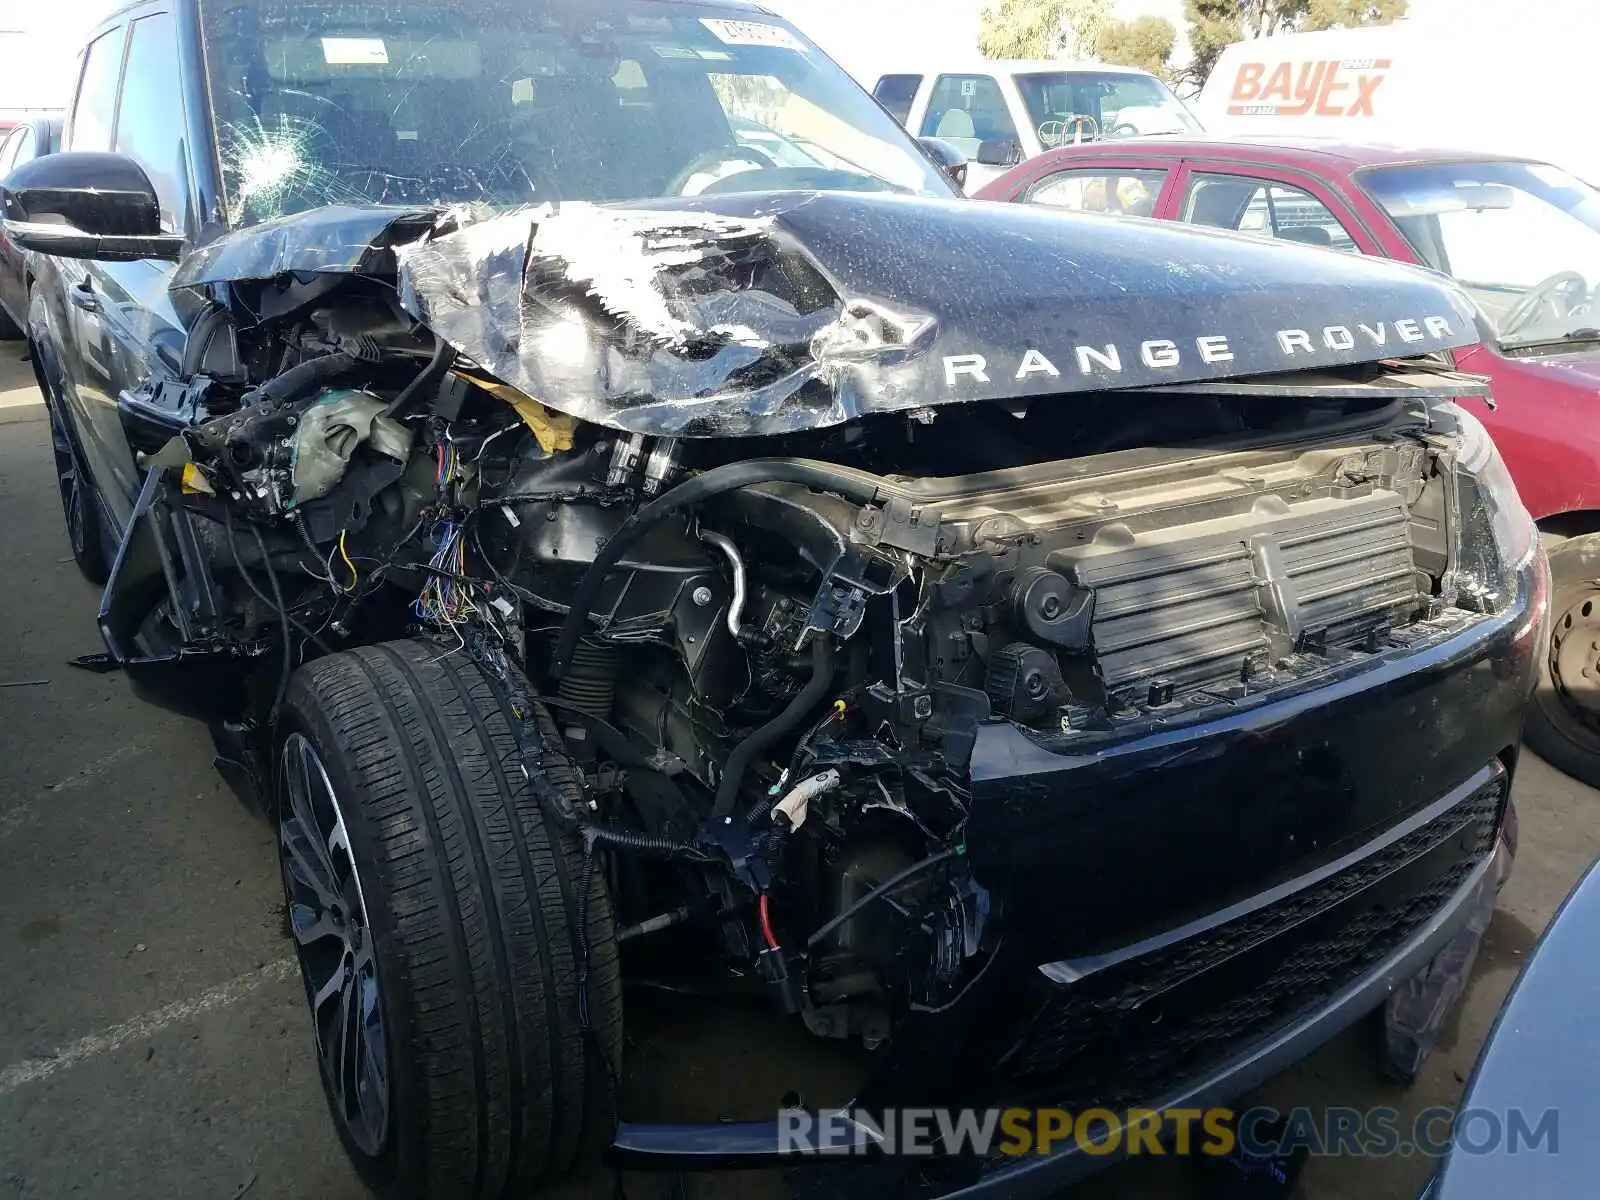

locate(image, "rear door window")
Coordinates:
10 126 43 171
872 74 921 125
918 74 1018 158
1028 168 1167 217
113 12 189 232
1180 171 1361 253
68 25 128 152
0 128 24 175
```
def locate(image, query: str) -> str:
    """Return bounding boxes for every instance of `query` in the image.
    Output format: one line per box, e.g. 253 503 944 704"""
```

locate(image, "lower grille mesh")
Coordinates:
992 773 1505 1109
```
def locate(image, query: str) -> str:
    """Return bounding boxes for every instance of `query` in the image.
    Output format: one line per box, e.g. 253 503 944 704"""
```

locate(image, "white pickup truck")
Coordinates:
870 58 1203 190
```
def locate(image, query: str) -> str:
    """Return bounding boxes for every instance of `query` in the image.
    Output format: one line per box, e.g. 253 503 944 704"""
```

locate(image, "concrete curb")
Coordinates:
0 393 45 425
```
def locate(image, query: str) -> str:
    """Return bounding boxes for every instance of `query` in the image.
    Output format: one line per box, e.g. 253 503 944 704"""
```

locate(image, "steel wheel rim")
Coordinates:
1549 584 1600 730
45 402 87 560
279 733 390 1156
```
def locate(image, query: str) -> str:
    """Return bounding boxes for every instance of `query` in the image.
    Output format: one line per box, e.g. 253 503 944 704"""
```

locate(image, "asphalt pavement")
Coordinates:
1 340 1596 1200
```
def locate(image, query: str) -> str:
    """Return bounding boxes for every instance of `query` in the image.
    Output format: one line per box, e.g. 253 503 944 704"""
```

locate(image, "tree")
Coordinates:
1182 0 1405 86
1096 15 1178 76
979 0 1112 61
1306 0 1407 29
1060 0 1114 58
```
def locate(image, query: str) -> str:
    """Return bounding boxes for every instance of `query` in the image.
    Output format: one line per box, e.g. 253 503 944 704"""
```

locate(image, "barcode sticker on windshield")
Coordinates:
699 18 806 52
321 37 389 65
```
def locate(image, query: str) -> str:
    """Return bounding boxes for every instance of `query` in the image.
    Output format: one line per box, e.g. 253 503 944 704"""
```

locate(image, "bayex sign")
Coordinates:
1227 58 1391 117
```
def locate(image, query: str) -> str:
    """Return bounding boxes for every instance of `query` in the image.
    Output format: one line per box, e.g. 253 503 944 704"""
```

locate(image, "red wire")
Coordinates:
758 893 779 950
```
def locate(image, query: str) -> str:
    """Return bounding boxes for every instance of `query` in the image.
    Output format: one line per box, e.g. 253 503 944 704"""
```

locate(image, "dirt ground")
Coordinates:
0 341 1593 1200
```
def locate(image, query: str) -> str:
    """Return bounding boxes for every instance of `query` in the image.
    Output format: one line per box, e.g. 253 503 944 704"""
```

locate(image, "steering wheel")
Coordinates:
1038 115 1099 148
1500 270 1591 339
667 146 780 196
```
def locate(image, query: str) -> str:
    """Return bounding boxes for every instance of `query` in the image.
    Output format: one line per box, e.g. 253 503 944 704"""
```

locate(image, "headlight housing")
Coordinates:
1446 403 1538 611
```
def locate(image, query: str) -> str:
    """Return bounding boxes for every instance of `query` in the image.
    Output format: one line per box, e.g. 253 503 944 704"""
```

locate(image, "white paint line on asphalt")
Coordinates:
0 737 162 840
0 959 298 1096
0 803 42 839
47 736 158 794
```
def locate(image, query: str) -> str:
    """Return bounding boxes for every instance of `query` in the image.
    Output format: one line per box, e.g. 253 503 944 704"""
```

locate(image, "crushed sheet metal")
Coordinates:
392 190 1489 438
169 203 445 290
167 190 1491 439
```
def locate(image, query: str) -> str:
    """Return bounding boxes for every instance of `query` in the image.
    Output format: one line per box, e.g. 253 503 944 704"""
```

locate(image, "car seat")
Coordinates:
1279 225 1334 246
934 108 975 141
1187 181 1252 230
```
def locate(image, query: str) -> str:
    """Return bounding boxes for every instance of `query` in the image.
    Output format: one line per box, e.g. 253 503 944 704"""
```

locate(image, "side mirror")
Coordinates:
1 151 183 262
975 139 1023 168
917 136 969 191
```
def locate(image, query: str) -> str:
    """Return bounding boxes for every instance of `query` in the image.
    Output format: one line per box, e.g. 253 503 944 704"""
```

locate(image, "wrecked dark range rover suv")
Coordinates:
2 0 1549 1195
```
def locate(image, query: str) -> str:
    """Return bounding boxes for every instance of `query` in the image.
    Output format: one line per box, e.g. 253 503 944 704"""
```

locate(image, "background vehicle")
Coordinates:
870 59 1202 191
976 137 1600 789
1194 14 1600 189
1421 849 1600 1199
2 2 1546 1198
0 112 61 338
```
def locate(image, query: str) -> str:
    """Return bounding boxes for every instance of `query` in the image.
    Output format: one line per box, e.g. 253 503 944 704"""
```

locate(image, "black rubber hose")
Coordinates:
550 458 883 675
582 824 709 862
387 337 456 414
248 350 360 410
712 636 834 819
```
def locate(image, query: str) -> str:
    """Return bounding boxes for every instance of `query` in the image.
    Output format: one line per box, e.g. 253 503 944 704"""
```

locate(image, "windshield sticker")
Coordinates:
699 18 807 52
321 36 389 65
651 44 700 59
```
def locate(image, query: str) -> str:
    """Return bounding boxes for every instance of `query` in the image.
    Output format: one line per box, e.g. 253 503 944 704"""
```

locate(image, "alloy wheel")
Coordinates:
278 733 390 1156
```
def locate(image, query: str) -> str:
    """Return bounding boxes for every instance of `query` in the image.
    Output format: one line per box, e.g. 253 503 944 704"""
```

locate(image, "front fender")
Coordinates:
1468 346 1600 521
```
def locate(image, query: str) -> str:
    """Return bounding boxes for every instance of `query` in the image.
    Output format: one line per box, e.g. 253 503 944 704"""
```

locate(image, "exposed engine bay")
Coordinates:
105 194 1510 1049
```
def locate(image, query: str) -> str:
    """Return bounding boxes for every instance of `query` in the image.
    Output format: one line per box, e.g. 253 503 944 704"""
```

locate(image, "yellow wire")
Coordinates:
337 530 359 590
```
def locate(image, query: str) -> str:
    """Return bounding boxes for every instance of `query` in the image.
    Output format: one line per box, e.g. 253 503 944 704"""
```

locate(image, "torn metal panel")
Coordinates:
166 190 1491 437
169 203 446 291
392 190 1491 437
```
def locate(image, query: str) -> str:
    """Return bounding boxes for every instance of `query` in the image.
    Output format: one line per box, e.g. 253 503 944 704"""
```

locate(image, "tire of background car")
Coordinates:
1523 531 1600 789
276 638 623 1199
35 343 112 585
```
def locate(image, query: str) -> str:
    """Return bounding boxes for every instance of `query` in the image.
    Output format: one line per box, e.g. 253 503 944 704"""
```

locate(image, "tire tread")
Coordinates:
282 638 621 1199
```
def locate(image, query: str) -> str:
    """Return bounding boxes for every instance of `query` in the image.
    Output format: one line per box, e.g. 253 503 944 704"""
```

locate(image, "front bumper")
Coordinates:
609 555 1547 1192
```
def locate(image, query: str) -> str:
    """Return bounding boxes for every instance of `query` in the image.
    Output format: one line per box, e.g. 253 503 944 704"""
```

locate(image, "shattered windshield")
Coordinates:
197 0 952 225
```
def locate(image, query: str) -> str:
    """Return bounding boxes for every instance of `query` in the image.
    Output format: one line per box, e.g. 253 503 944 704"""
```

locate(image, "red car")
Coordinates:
976 137 1600 786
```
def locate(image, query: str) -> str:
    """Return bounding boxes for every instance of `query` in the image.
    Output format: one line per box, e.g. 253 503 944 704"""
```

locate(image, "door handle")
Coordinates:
70 282 99 314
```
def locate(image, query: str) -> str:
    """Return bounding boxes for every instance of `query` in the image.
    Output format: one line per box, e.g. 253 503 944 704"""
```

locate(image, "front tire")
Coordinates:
277 639 623 1198
1524 532 1600 789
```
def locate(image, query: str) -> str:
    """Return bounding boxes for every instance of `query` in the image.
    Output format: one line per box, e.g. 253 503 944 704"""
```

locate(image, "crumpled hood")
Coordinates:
175 191 1489 437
